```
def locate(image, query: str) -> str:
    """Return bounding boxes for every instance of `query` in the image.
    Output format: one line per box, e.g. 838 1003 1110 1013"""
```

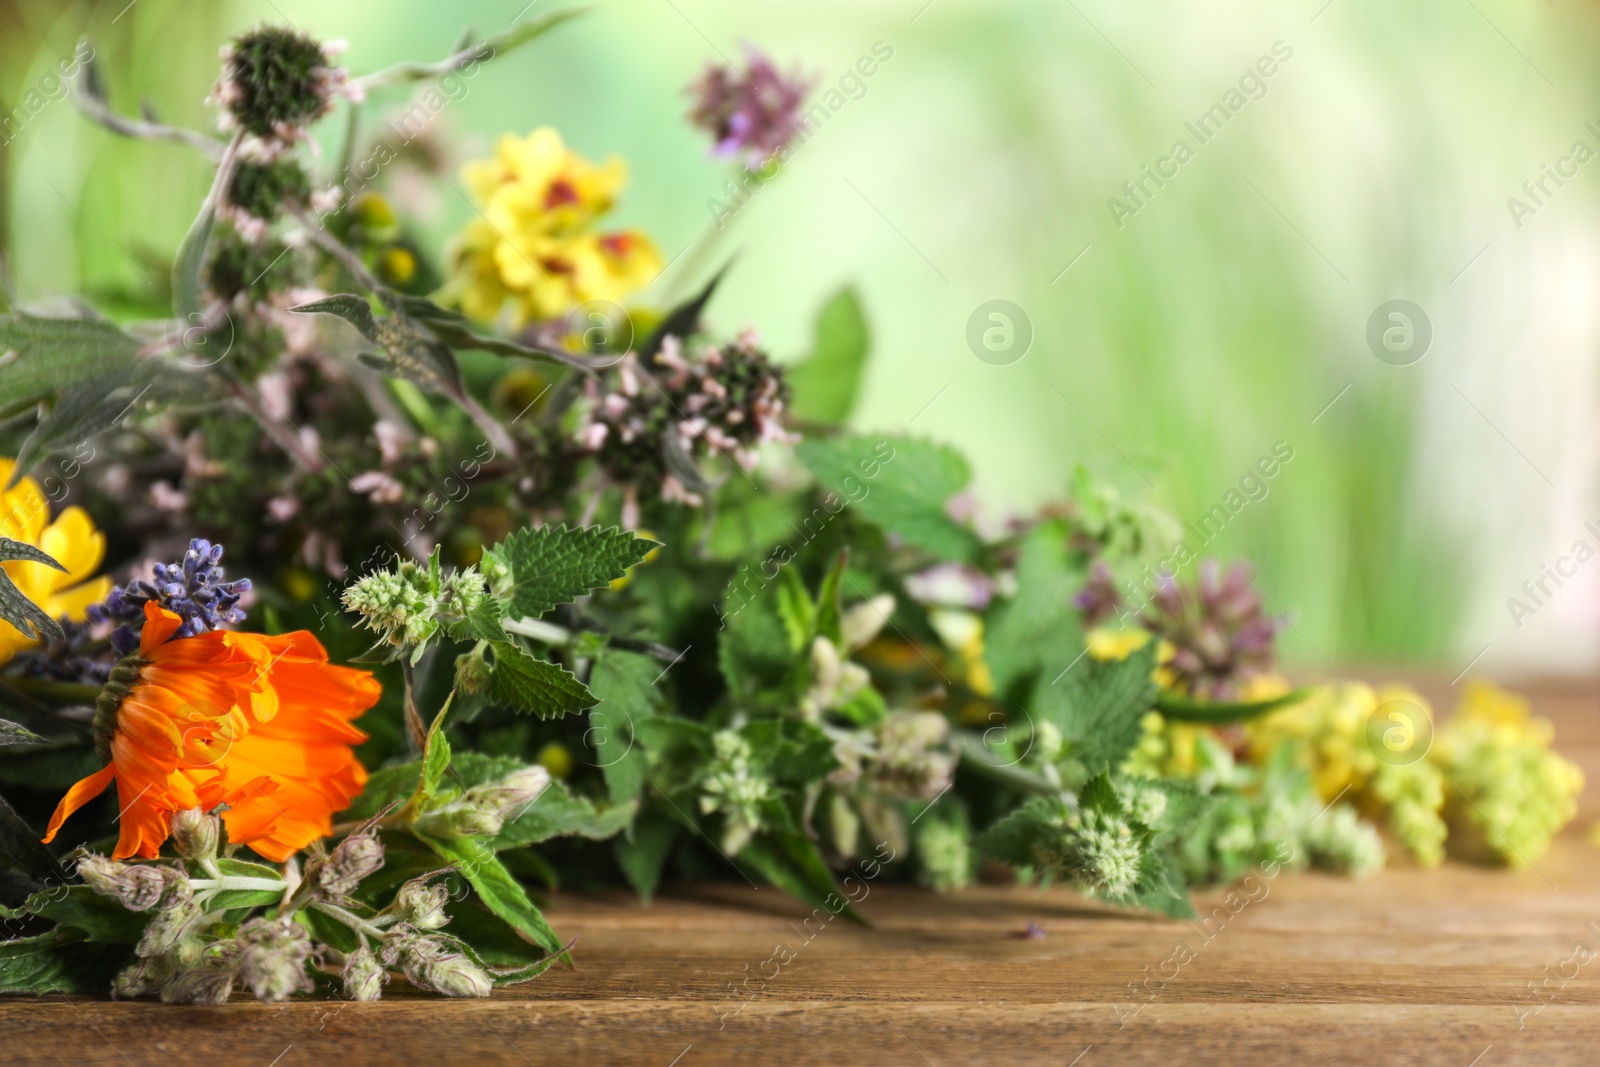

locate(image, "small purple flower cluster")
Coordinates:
1141 560 1282 701
93 539 252 654
686 45 814 170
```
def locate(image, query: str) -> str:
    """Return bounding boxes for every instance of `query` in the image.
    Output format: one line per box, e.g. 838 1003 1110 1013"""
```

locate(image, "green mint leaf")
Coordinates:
1035 645 1158 775
418 835 563 954
796 435 980 562
488 524 657 621
586 650 660 805
487 642 596 719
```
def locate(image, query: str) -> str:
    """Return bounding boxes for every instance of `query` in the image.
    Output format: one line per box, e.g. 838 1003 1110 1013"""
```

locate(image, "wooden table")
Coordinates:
6 675 1599 1066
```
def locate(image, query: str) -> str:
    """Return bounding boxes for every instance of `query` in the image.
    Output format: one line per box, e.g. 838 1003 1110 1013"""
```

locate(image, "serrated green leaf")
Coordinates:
796 435 979 562
488 525 657 621
788 287 868 425
27 885 148 944
0 538 66 643
488 642 595 719
814 549 848 647
0 789 67 884
774 566 815 653
442 899 552 970
0 311 144 430
718 571 795 705
1035 645 1158 774
12 366 147 484
418 691 457 800
587 650 660 805
0 929 129 994
984 520 1083 699
615 812 676 902
975 796 1061 869
418 835 562 954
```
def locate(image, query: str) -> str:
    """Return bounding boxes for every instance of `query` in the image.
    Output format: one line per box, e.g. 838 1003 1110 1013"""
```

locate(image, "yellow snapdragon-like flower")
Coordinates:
443 128 662 328
0 458 111 665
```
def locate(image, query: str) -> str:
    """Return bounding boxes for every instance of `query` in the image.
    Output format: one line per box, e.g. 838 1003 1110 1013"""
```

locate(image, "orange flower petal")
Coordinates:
41 763 116 844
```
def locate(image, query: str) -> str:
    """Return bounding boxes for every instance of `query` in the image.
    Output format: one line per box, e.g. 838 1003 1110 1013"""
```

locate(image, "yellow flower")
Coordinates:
444 128 662 328
1086 627 1151 662
0 458 111 665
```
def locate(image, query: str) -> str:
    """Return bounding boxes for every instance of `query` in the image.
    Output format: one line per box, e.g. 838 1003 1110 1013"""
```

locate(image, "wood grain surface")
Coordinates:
5 675 1598 1066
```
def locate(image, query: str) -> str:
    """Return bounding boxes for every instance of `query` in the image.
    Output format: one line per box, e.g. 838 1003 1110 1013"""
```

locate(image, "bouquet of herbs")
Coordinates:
0 13 1581 1003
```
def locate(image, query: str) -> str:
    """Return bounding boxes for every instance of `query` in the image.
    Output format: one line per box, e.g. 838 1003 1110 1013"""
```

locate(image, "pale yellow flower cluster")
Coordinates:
441 128 662 328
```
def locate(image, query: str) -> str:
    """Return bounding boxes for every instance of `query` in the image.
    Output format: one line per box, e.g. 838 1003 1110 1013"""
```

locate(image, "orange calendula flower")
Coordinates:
44 602 380 861
0 457 111 665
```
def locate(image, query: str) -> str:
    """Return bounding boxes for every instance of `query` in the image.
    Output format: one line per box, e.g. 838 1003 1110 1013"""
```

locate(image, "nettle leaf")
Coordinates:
0 311 143 420
492 781 636 849
438 595 510 644
814 549 848 648
718 570 795 704
0 538 66 643
984 519 1083 699
975 796 1062 869
488 642 596 719
614 812 677 903
586 650 661 805
419 692 458 800
787 287 869 425
487 525 658 621
0 929 129 994
640 263 728 363
796 435 980 562
419 835 563 954
26 886 148 944
1123 846 1194 919
738 831 864 926
774 567 815 653
1034 643 1158 775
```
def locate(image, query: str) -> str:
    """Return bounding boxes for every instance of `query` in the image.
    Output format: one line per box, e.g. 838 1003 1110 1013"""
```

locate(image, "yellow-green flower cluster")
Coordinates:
1247 683 1447 866
441 127 662 328
1435 682 1583 868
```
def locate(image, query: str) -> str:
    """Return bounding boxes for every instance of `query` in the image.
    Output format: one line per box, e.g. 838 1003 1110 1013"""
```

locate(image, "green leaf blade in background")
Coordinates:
796 435 980 562
788 287 868 425
488 642 596 718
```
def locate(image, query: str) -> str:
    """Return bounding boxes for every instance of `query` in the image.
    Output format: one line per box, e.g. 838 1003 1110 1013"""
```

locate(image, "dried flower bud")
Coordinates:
76 851 190 912
112 953 179 1000
317 831 385 899
170 808 221 863
235 916 316 1003
382 930 492 998
137 896 206 959
454 648 492 695
342 946 388 1001
393 876 451 930
161 943 239 1005
465 766 552 821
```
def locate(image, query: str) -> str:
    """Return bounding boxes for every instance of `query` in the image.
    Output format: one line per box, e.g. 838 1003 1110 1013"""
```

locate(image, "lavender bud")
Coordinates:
137 896 206 959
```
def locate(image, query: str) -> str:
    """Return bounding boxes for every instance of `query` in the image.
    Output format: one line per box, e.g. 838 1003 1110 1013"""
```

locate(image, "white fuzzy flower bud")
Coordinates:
169 808 221 863
342 946 388 1001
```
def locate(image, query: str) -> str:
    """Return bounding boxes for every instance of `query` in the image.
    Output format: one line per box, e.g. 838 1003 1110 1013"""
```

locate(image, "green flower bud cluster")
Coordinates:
914 813 974 893
1435 684 1583 867
1057 808 1144 898
343 559 440 649
700 730 773 855
869 711 956 801
1303 804 1386 878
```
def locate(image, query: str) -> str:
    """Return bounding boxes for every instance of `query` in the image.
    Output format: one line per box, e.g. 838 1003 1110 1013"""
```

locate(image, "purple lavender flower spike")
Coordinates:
686 45 814 170
91 538 253 654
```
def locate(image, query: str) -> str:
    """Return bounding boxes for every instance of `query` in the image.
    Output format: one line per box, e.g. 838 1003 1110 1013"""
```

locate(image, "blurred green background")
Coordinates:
2 0 1597 676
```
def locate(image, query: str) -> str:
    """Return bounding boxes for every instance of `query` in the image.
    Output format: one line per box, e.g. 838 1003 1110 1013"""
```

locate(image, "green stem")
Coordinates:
6 678 101 705
309 898 389 941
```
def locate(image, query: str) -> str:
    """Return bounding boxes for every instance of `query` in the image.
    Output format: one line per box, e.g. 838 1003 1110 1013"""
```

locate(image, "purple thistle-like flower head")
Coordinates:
686 45 814 170
91 539 253 654
1138 559 1284 700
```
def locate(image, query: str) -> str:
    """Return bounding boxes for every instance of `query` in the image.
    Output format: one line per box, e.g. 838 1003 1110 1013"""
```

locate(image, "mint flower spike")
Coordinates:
93 538 253 654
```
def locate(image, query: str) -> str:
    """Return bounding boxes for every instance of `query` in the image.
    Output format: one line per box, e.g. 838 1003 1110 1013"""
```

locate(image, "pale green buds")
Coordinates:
700 730 772 855
161 943 239 1005
1063 810 1143 898
170 807 221 864
416 765 552 839
235 917 316 1003
342 561 439 648
75 851 190 912
393 876 451 930
841 594 895 652
455 647 492 694
317 831 385 899
870 711 956 800
342 946 388 1001
414 805 504 839
382 931 492 998
137 896 205 958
